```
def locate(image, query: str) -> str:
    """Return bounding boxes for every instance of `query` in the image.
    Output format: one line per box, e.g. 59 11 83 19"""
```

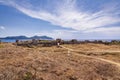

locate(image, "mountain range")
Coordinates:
0 36 53 40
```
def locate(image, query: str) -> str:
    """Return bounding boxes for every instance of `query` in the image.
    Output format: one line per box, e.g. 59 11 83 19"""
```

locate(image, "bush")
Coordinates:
0 45 3 48
23 72 33 80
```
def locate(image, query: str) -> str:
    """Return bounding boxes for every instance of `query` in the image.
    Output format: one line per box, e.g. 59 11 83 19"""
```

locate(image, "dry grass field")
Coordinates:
0 43 120 80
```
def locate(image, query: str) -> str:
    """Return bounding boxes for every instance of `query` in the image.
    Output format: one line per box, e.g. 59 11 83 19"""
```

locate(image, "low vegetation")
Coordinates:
0 43 120 80
0 44 4 48
14 39 120 48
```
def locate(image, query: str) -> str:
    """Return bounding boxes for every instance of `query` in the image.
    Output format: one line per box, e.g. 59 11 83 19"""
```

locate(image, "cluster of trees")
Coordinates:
111 40 120 45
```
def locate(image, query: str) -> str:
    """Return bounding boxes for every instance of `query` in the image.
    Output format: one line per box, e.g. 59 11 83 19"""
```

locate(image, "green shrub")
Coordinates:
0 45 3 48
23 72 33 80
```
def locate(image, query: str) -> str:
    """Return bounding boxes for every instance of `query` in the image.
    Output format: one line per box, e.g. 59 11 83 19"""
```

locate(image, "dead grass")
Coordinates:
0 43 120 80
63 43 120 51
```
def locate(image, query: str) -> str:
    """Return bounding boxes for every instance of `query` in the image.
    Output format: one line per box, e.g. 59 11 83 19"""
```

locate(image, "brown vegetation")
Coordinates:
0 43 120 80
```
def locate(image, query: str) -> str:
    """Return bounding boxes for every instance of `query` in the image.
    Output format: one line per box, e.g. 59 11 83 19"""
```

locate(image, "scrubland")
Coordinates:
0 43 120 80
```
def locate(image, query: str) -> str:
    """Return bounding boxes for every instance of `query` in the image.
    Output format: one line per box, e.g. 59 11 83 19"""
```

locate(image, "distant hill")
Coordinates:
30 36 53 40
1 36 28 39
0 36 53 40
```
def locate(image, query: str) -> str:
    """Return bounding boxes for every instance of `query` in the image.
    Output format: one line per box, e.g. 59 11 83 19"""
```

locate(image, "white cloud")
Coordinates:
0 26 5 30
83 27 120 37
34 30 78 39
0 0 120 30
84 27 120 33
0 0 120 38
34 28 120 39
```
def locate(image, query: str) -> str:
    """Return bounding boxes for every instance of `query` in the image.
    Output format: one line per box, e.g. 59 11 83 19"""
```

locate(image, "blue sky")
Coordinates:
0 0 120 39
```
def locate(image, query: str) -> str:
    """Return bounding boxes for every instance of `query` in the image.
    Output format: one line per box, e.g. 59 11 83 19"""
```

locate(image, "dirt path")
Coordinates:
60 45 120 68
60 45 120 53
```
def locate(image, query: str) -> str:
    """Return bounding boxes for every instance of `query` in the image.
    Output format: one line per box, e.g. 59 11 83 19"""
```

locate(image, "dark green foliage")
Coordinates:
23 72 33 80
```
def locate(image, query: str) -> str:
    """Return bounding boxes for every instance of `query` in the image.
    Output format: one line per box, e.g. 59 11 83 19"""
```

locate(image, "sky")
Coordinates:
0 0 120 39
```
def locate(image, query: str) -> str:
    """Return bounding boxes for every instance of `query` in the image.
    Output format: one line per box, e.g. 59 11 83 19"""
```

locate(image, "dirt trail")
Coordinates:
60 45 120 53
60 45 120 68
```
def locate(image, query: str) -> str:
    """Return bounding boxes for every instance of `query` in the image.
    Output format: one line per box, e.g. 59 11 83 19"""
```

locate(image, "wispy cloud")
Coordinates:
0 0 120 38
34 29 79 39
0 26 5 30
34 28 120 39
